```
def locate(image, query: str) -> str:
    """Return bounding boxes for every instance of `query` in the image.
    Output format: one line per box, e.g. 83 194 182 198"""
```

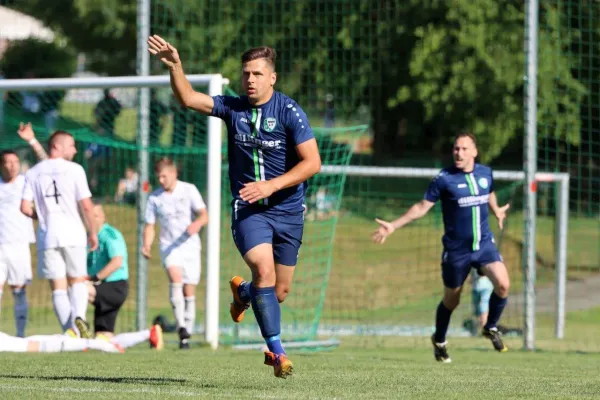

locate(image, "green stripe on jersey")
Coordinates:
250 108 261 182
465 174 478 251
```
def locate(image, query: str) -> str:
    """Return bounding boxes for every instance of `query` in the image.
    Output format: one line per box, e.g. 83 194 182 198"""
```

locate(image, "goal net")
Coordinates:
0 76 364 350
316 166 571 349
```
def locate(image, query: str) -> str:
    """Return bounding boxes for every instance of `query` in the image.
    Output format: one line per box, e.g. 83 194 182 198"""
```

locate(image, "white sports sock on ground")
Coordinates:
184 296 196 334
169 283 185 329
52 289 72 332
13 288 28 338
112 330 150 348
85 338 121 353
32 336 120 353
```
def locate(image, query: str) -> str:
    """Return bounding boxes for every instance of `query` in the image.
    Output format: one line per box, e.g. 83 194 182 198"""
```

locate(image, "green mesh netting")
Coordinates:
0 87 365 347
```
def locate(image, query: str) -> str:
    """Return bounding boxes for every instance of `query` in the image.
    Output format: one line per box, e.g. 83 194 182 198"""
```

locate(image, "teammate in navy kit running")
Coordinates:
148 35 321 378
371 133 510 363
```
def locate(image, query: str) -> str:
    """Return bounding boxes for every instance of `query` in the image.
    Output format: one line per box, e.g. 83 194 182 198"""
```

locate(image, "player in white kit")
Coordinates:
0 330 123 353
0 150 36 337
142 157 208 349
20 129 98 335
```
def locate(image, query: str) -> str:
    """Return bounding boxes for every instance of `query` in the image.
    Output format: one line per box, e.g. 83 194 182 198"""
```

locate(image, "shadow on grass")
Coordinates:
0 375 202 386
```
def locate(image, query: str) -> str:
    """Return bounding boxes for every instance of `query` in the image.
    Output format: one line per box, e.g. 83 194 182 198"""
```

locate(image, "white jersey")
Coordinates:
22 158 92 250
144 180 206 252
0 175 35 245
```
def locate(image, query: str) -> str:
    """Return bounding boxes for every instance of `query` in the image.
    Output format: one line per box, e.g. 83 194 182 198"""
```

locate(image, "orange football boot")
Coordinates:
264 351 294 379
229 276 250 323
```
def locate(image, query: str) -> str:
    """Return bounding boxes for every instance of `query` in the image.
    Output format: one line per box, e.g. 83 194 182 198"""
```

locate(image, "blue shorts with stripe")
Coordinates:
231 204 304 266
441 240 502 289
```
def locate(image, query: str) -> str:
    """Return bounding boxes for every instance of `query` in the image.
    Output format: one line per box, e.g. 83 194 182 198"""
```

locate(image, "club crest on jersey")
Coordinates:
478 177 489 189
263 117 277 132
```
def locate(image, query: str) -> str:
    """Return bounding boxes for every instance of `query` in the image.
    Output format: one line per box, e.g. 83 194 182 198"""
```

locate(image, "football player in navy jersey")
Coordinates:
371 133 510 363
148 35 321 378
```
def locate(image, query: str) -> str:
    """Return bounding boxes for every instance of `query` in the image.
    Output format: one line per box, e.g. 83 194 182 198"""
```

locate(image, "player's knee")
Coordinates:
442 292 461 310
252 265 276 287
495 280 510 298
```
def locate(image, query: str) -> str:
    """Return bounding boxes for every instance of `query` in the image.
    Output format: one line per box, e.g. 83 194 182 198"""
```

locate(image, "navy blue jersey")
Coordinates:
424 164 495 251
211 91 315 213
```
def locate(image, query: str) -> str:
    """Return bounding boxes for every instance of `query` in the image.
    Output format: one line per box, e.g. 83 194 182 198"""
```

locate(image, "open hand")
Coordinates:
240 181 276 204
371 218 395 244
147 35 181 68
17 122 35 142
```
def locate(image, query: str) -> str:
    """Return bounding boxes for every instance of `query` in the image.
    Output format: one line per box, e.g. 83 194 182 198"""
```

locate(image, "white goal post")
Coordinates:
320 165 570 346
0 74 228 350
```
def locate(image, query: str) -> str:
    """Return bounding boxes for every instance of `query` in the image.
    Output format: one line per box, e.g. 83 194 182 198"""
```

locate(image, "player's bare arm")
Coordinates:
18 122 48 161
240 138 321 204
90 256 124 283
371 199 436 244
20 199 37 219
79 197 99 251
142 223 155 259
186 208 208 236
147 35 214 114
488 191 510 230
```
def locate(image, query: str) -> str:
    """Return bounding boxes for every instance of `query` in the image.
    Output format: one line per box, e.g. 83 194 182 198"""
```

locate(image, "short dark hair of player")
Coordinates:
48 130 74 147
241 46 277 70
454 132 477 147
0 150 18 162
154 157 178 173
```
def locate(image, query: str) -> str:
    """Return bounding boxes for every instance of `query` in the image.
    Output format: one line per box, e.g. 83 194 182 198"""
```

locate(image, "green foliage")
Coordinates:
10 0 137 75
0 38 77 79
2 0 596 164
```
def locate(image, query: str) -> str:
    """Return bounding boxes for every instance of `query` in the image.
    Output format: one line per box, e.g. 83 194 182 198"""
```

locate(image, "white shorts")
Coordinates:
160 247 201 285
0 243 32 286
40 247 88 280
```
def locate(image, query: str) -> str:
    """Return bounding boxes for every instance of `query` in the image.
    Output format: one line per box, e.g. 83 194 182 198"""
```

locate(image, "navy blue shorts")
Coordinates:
231 205 304 266
441 241 503 289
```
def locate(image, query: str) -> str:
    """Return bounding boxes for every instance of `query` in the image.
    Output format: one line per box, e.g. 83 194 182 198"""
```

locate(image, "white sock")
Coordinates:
52 289 72 332
0 332 28 352
184 296 196 334
169 283 185 329
87 338 122 353
71 282 89 321
33 336 120 353
33 335 75 352
13 288 28 338
112 330 150 349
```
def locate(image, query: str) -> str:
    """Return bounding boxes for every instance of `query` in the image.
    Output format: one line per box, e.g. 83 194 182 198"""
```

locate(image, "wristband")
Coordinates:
90 275 102 285
28 138 38 145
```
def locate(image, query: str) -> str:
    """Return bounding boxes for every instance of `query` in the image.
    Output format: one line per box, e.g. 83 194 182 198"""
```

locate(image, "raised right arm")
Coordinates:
168 63 215 115
147 35 214 115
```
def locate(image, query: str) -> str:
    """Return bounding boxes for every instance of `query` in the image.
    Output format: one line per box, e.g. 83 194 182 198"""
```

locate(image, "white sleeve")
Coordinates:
190 185 206 212
74 165 92 201
144 196 157 224
22 173 34 201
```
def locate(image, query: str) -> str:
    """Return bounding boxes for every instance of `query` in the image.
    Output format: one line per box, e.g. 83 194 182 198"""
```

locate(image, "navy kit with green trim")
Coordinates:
210 91 314 263
211 91 314 213
424 164 503 288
